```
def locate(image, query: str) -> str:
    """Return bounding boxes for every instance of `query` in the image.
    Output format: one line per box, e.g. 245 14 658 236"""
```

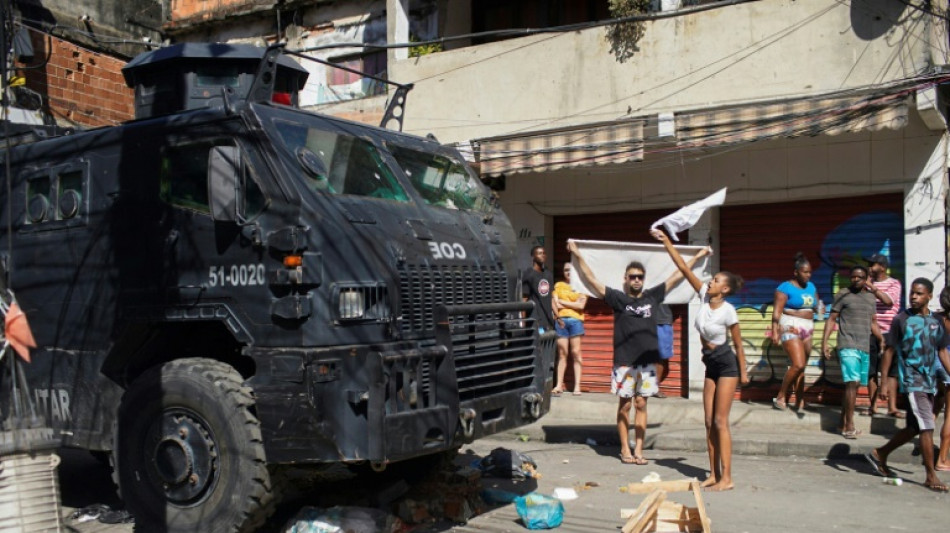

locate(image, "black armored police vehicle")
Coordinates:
0 43 554 532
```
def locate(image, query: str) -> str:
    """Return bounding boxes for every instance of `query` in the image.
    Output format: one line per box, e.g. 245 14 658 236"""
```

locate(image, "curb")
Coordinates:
499 394 924 466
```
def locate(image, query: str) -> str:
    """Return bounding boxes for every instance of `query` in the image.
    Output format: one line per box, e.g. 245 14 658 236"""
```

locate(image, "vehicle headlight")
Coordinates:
338 289 365 320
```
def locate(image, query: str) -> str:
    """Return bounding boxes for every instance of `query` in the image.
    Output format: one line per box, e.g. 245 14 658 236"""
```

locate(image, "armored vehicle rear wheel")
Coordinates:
113 358 275 533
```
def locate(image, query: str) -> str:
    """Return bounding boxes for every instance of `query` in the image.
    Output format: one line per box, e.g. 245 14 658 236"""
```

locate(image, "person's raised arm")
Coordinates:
864 282 893 306
650 228 710 294
567 240 606 299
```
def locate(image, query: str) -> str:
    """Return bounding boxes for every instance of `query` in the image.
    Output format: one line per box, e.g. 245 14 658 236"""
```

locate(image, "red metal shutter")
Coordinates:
719 193 904 405
553 209 688 396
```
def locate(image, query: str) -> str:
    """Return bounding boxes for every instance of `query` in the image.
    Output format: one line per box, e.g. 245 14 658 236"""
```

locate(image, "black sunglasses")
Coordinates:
627 274 645 280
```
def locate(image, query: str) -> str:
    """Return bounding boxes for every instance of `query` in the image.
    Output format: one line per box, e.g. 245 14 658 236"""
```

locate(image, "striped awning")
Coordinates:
675 92 909 147
472 91 910 177
475 120 645 177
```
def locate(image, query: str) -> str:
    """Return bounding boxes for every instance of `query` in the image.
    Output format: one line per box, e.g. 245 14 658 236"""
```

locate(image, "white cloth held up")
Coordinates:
650 187 727 241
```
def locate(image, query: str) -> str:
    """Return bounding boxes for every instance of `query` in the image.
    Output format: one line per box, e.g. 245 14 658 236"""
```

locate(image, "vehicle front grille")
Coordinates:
436 303 539 402
398 264 509 335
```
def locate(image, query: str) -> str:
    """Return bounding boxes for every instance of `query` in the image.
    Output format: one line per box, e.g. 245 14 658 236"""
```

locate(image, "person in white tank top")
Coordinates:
653 228 748 492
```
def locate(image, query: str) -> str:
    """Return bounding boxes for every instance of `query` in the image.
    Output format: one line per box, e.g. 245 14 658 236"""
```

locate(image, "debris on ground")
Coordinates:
551 487 578 500
619 479 710 533
514 492 564 529
481 487 520 504
283 506 403 533
474 447 540 480
574 480 599 492
67 504 134 525
640 471 662 483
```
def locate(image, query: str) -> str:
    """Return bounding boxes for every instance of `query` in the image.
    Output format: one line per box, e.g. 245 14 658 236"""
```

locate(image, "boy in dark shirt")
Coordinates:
866 278 950 492
521 245 555 333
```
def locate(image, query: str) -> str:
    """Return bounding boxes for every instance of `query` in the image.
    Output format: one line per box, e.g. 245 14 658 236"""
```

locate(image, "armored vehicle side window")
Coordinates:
387 145 491 213
24 164 87 227
273 119 408 202
58 170 83 219
161 140 266 217
26 175 50 223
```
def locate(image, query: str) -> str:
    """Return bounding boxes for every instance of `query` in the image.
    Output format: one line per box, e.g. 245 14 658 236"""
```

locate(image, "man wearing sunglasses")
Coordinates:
567 239 703 465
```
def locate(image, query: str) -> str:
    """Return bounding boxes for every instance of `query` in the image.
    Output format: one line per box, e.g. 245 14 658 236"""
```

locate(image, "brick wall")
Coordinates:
168 0 273 25
20 27 134 127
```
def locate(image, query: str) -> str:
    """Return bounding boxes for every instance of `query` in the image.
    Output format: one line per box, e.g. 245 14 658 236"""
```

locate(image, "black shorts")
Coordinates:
703 344 739 380
868 334 897 377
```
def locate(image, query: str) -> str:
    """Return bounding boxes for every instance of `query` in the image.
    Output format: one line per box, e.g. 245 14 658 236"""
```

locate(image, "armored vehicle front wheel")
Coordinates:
113 358 276 533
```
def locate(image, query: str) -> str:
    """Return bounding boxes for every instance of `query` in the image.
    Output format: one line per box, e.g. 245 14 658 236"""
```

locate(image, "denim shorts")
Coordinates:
555 317 585 338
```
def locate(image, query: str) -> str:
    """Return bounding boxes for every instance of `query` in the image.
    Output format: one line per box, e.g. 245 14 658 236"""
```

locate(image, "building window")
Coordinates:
325 50 387 99
472 0 610 44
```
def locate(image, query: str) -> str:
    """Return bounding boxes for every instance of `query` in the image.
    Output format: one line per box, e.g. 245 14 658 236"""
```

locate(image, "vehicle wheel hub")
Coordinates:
148 411 216 503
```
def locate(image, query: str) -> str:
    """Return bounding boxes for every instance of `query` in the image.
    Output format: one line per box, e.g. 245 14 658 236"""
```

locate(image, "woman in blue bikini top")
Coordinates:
769 252 820 411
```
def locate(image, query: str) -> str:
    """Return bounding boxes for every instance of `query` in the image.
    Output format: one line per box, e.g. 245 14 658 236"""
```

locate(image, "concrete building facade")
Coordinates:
155 0 950 400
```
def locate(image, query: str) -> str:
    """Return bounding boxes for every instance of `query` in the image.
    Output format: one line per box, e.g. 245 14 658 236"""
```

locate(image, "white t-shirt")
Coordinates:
694 283 739 346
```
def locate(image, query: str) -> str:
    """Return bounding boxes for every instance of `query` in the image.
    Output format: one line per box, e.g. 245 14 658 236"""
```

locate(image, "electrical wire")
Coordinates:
467 74 946 178
895 0 950 22
292 0 760 55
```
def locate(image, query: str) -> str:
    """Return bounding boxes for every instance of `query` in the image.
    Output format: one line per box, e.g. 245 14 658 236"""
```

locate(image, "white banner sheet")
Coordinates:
568 239 710 305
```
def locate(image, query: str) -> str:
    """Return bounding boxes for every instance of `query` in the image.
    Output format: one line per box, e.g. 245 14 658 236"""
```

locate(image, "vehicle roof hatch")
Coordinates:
122 43 309 120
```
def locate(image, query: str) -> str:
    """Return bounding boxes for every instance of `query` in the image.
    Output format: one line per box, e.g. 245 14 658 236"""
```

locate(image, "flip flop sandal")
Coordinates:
551 388 564 397
772 398 788 411
620 454 637 465
935 464 950 472
633 455 648 465
842 429 861 439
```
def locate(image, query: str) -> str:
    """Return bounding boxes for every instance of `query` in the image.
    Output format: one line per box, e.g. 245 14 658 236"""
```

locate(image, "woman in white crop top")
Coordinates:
653 228 748 492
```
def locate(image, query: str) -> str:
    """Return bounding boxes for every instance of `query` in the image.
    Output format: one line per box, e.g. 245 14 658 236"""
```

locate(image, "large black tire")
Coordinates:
112 358 276 532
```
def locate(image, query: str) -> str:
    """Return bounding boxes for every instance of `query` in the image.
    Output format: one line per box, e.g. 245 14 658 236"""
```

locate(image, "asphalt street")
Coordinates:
56 433 950 532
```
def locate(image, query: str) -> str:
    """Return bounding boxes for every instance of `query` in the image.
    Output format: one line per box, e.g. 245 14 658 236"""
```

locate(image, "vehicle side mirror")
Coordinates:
208 146 241 222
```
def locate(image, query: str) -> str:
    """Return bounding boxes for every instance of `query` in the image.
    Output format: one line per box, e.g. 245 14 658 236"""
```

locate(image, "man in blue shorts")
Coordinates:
866 278 950 492
820 266 883 439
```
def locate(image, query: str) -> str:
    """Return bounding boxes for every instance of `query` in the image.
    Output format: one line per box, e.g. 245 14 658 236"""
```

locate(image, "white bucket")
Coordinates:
0 428 63 533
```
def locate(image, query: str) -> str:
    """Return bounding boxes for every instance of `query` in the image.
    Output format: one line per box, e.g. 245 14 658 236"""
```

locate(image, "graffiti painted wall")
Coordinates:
720 194 903 402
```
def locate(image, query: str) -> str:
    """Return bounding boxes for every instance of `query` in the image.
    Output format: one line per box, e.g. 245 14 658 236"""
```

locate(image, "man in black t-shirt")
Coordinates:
568 239 693 465
522 245 555 333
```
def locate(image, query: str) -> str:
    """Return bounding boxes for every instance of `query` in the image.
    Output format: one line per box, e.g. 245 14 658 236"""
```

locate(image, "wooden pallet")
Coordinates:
620 479 711 533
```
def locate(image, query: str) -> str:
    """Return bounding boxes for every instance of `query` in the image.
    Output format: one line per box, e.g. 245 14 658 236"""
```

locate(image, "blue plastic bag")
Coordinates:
514 492 564 529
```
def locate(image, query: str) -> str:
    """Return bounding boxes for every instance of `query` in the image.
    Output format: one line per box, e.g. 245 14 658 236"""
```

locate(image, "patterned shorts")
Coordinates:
611 364 659 398
779 314 814 342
